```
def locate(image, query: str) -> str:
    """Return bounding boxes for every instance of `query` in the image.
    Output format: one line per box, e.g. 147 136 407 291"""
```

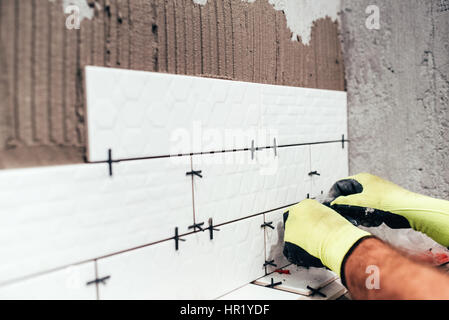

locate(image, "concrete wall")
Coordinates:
341 0 449 198
0 0 345 169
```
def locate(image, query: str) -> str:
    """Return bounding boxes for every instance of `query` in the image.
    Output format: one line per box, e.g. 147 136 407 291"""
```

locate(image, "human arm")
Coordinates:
283 200 449 300
344 237 449 300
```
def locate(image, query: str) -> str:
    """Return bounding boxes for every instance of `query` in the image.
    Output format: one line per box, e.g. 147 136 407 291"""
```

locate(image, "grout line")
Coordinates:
190 156 196 226
214 202 296 229
86 139 350 165
94 259 99 300
263 212 267 275
214 282 251 300
309 144 312 173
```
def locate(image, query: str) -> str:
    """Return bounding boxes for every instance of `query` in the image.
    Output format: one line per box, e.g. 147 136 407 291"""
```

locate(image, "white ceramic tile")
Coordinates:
0 263 96 300
86 66 347 162
253 265 337 296
0 156 192 284
263 209 292 274
96 215 265 300
261 85 347 147
309 142 349 198
218 284 303 300
192 146 310 225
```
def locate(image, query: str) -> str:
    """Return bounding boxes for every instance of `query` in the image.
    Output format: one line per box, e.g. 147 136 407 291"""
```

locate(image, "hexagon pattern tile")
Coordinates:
0 156 193 284
86 66 347 162
309 143 349 198
192 146 311 225
96 215 265 300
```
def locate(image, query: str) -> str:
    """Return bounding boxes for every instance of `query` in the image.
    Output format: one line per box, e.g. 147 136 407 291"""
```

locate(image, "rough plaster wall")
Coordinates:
0 0 345 169
267 0 340 44
341 0 449 198
195 0 341 44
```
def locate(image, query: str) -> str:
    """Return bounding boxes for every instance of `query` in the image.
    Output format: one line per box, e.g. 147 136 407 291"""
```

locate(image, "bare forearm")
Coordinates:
344 238 449 300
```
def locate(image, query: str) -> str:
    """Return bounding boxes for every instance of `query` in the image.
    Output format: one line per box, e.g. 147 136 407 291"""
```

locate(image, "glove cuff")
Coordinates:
321 226 372 277
339 235 375 287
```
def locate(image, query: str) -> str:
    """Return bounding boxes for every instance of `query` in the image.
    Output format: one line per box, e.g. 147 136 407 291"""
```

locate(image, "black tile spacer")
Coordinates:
307 285 327 298
273 138 278 157
86 275 111 286
261 222 275 230
342 134 345 149
186 170 203 178
107 149 113 177
265 278 283 288
250 140 256 160
207 218 220 240
188 222 205 232
174 227 186 251
308 171 321 176
263 260 277 268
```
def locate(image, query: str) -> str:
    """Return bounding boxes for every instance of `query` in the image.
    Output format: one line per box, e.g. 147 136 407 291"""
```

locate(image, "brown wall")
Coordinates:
0 0 345 169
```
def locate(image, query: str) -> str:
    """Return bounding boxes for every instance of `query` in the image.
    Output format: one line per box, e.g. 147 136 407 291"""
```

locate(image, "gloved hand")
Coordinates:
328 173 449 247
283 199 372 277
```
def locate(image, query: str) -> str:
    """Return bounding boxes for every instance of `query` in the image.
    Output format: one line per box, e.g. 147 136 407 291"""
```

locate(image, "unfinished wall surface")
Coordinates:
341 0 449 198
0 0 345 169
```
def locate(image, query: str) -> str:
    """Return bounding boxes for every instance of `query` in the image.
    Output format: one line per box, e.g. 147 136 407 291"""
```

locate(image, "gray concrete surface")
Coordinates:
341 0 449 198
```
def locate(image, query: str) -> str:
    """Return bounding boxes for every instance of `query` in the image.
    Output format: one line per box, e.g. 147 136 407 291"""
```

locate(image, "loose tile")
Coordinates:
254 265 337 296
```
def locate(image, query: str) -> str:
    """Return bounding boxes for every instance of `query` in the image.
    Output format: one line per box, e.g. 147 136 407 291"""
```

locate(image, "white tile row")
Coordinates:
0 142 347 290
0 210 343 300
0 183 342 300
0 253 345 300
0 215 266 300
86 66 347 162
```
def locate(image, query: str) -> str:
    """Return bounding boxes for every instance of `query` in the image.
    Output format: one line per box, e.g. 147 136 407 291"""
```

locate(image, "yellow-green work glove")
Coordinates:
328 173 449 248
283 199 372 277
